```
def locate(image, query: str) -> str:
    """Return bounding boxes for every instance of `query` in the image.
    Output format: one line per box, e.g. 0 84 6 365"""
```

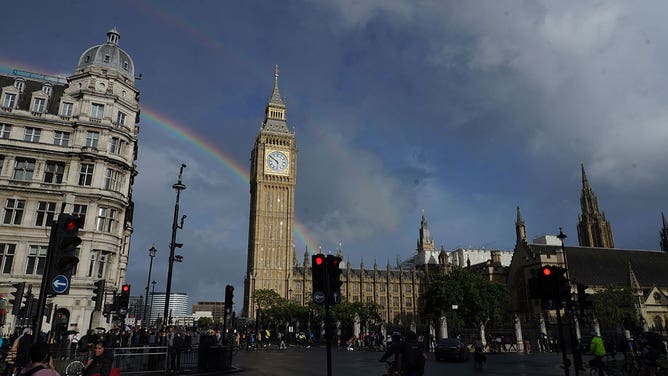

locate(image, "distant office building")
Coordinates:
193 301 226 323
148 292 189 325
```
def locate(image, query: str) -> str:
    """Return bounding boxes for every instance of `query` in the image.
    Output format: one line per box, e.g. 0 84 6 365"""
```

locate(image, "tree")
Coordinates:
252 289 283 311
591 286 638 330
420 268 509 329
197 317 214 327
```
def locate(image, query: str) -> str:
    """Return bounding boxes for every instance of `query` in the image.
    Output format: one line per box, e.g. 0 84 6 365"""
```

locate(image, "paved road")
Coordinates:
225 346 582 376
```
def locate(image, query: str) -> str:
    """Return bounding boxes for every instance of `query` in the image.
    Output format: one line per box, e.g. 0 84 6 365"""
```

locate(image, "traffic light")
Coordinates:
312 254 326 305
9 282 25 315
118 284 130 318
327 255 343 305
47 214 84 295
577 282 593 314
92 280 105 311
537 265 570 309
225 285 234 312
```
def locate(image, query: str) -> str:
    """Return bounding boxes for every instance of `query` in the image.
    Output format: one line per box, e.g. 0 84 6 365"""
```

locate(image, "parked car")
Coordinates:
435 338 470 361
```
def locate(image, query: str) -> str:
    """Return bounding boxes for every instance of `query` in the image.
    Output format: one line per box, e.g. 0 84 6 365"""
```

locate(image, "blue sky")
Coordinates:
3 1 668 308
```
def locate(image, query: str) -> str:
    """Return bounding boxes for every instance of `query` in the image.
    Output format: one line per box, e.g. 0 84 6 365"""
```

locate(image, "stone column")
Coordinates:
439 315 448 339
514 313 525 352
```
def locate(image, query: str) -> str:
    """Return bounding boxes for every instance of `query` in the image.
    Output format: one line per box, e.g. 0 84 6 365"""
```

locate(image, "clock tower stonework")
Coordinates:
243 67 297 318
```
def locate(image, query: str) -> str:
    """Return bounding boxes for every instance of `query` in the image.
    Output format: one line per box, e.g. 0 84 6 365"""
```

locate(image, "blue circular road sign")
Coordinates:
51 275 69 294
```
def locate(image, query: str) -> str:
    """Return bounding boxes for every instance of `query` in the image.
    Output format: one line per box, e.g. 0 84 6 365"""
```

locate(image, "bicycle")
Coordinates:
64 360 85 376
589 358 624 376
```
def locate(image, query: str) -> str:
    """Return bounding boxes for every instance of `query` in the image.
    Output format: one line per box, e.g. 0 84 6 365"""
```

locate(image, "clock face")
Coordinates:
266 150 289 172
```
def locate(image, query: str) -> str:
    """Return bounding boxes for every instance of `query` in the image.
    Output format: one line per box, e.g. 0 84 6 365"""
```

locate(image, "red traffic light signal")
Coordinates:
47 214 84 295
327 255 343 305
122 284 130 293
542 267 552 276
312 254 327 305
225 285 234 312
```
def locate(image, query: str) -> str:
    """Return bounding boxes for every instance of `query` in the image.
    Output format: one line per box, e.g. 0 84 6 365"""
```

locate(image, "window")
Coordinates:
53 131 70 146
13 158 35 180
85 131 99 148
73 204 87 227
379 296 386 308
380 285 386 292
61 102 73 117
14 79 25 92
366 285 372 292
406 285 412 293
3 199 25 225
406 297 412 308
104 168 122 191
96 207 117 233
104 55 110 63
42 84 52 96
0 243 15 274
392 285 399 293
90 103 104 119
25 245 48 275
109 137 126 155
32 98 46 113
2 93 16 108
35 201 57 227
44 161 65 184
0 123 11 139
79 163 94 186
116 111 126 126
392 297 399 308
24 127 41 142
96 253 107 278
87 252 96 277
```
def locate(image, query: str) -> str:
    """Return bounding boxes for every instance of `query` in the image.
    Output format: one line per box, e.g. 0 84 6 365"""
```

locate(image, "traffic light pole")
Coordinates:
324 265 333 376
34 220 58 343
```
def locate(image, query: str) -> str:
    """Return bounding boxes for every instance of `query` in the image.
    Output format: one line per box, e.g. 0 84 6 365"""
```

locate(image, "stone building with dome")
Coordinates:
0 28 139 334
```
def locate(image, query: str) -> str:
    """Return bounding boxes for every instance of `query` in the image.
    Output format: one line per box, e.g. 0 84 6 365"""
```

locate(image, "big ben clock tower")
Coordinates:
243 67 297 318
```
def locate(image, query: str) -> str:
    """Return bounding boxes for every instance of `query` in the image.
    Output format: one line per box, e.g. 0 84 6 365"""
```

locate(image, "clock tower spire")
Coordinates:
243 66 298 318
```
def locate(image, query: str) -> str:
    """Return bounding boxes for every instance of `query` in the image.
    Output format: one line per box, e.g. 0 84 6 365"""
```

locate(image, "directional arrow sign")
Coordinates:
51 275 69 294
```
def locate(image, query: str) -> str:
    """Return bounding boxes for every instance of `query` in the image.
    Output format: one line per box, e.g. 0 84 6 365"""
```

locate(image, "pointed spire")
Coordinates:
577 164 615 248
660 212 668 253
628 261 642 291
515 206 527 244
581 163 590 189
269 65 285 108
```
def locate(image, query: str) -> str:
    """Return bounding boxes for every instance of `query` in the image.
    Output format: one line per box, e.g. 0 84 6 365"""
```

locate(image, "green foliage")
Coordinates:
591 286 638 330
420 268 509 327
197 317 213 327
252 289 283 310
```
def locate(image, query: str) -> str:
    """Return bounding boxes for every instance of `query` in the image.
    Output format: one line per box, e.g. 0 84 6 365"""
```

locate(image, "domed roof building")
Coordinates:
75 28 136 81
0 29 140 333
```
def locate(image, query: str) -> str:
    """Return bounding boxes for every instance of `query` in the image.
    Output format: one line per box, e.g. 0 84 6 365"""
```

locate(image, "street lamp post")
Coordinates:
143 245 157 326
163 164 186 339
150 280 157 326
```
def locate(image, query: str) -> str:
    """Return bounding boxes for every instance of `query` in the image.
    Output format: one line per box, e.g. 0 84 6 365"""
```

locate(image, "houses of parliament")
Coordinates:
242 70 668 330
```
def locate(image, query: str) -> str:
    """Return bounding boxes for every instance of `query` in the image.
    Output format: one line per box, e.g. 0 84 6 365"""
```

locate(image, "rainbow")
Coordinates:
135 108 319 252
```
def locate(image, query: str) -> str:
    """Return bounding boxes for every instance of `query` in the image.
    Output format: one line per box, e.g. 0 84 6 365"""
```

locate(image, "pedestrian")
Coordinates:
69 333 79 360
84 341 114 376
14 328 34 375
588 333 606 376
19 341 60 376
166 327 183 373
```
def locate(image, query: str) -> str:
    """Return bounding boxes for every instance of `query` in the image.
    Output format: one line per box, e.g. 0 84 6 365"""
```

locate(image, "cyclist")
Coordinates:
589 333 606 376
